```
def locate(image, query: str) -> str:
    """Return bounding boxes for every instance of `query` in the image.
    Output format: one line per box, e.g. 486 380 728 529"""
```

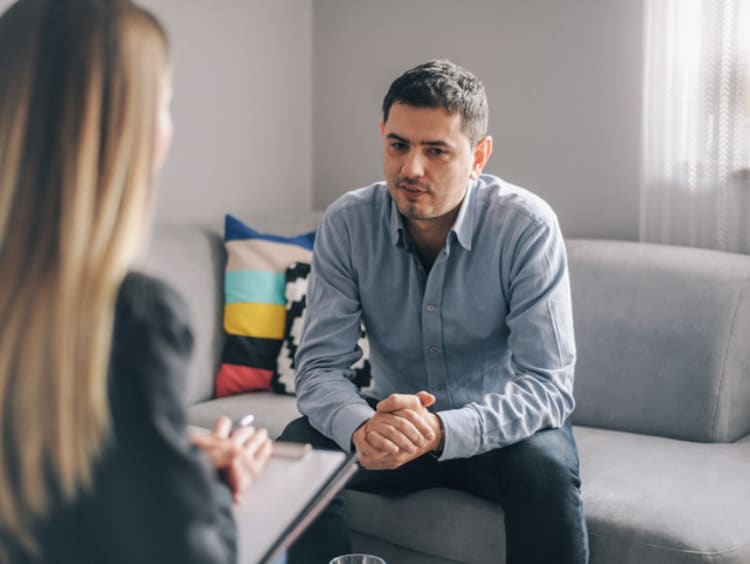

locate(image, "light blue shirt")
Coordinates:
295 174 576 461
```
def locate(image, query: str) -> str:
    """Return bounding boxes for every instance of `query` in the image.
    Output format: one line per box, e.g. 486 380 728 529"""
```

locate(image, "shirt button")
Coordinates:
429 346 438 353
426 304 435 312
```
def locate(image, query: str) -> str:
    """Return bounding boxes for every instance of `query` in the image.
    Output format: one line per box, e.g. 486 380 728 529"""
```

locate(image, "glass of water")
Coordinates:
328 554 386 564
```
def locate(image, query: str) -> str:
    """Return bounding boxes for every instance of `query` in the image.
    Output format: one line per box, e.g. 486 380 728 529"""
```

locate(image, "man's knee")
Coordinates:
503 426 582 498
278 416 341 450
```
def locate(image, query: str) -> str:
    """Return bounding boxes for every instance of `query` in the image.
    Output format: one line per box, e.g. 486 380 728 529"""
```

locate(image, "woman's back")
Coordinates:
10 274 236 563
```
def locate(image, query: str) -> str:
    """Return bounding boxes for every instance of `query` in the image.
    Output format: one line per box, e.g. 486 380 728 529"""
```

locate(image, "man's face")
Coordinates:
381 102 480 224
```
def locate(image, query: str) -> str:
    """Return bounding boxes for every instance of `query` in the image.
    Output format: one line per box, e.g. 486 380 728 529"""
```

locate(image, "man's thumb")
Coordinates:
416 390 436 408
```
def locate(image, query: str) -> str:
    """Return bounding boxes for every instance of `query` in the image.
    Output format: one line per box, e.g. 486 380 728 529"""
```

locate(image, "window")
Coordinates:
640 0 750 253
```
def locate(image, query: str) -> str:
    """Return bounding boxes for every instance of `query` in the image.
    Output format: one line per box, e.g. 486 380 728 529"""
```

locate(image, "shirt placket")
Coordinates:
420 249 451 401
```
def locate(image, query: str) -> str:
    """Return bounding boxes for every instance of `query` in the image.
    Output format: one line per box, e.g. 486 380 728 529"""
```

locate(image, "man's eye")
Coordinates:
428 148 446 156
391 142 408 151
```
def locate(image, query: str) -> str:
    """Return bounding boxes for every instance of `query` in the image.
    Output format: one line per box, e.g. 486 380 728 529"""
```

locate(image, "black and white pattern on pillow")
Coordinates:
272 262 372 395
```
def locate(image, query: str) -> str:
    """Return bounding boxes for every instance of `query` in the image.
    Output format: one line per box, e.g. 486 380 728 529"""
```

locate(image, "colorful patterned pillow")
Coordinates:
215 215 315 397
273 262 372 395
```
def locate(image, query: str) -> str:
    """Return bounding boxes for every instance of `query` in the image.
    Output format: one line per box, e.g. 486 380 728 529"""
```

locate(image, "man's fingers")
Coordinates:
391 408 435 442
365 430 401 454
416 390 436 408
353 426 390 460
355 428 422 470
380 411 428 446
376 390 436 412
357 446 417 470
357 444 400 470
368 413 423 451
355 434 379 460
376 393 422 413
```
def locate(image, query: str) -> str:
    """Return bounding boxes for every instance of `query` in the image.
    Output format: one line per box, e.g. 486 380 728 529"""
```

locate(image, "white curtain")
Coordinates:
640 0 750 253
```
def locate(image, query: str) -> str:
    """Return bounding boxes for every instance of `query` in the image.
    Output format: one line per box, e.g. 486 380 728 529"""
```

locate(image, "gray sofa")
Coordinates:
141 213 750 564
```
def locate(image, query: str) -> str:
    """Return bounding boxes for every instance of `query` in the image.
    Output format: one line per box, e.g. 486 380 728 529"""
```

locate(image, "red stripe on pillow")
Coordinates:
215 363 273 397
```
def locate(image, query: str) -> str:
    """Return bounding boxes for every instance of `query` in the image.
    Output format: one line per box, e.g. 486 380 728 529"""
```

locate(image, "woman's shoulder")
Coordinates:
108 272 195 434
110 272 194 394
114 272 193 345
116 272 189 323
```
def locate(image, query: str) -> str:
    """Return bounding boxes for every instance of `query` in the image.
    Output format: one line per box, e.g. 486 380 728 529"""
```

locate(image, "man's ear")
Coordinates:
380 121 385 137
470 135 493 180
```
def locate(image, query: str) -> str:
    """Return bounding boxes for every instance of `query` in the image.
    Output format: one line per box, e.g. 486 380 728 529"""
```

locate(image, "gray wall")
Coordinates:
312 0 643 240
143 0 313 226
1 0 644 239
0 0 314 227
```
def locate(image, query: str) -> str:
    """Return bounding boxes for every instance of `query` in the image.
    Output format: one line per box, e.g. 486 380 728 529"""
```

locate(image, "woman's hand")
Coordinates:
190 416 273 504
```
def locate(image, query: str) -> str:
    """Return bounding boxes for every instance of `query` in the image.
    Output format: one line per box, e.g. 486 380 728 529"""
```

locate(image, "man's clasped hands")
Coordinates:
353 391 443 470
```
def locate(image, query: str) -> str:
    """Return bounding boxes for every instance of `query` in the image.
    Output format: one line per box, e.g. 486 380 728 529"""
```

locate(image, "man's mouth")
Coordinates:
397 180 429 193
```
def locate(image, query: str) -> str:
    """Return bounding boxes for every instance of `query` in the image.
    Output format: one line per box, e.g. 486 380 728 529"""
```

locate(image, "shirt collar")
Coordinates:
388 179 477 251
451 180 476 251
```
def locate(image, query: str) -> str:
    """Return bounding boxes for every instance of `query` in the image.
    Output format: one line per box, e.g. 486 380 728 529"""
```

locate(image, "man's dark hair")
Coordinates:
382 60 489 146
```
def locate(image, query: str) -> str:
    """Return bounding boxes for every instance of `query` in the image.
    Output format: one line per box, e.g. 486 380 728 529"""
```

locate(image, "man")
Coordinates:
279 60 588 564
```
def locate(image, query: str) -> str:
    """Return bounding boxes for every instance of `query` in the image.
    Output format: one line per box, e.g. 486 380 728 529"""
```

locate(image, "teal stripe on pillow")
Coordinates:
225 271 286 305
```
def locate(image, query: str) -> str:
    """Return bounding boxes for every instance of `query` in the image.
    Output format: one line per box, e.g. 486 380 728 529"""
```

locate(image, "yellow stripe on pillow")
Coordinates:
224 302 287 339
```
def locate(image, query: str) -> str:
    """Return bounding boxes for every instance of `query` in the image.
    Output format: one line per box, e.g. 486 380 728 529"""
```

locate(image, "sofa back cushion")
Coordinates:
567 239 750 442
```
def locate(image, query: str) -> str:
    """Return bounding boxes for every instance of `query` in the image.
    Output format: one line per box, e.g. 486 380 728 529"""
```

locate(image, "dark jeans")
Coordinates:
278 411 589 564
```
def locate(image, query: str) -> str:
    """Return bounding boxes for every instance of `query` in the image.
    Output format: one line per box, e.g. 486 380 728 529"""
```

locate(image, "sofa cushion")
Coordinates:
345 487 505 564
577 426 750 564
567 239 750 442
273 261 372 395
215 215 315 397
344 426 750 564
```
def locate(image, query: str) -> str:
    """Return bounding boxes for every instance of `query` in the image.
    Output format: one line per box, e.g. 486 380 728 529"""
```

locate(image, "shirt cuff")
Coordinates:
435 406 482 461
330 401 376 453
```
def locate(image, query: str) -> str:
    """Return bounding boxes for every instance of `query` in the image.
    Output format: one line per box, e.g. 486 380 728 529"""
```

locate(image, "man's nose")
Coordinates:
400 149 425 178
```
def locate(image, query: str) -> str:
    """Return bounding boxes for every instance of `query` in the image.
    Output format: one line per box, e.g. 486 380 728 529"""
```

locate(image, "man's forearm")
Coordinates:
436 373 574 460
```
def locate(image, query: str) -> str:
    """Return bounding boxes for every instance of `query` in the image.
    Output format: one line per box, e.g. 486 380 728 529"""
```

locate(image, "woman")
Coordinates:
0 1 271 562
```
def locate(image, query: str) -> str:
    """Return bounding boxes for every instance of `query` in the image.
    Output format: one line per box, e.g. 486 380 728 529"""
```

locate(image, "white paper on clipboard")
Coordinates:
233 448 358 564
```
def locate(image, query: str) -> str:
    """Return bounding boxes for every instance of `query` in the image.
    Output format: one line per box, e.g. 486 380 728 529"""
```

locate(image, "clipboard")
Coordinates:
233 446 358 564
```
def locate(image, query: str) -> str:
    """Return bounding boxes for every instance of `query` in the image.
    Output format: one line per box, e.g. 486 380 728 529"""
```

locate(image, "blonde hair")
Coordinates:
0 0 169 558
